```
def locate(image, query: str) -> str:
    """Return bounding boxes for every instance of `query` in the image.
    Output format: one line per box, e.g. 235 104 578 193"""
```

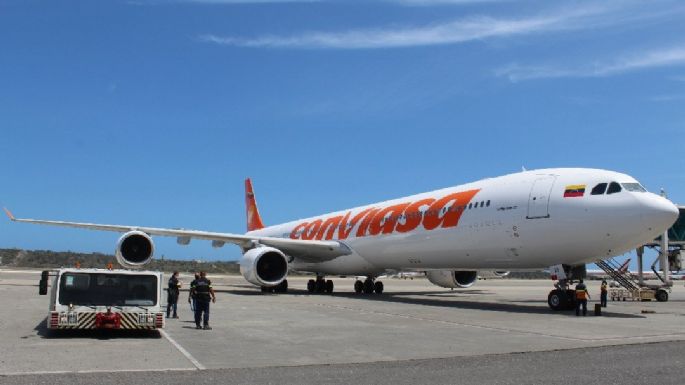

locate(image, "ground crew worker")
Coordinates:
600 280 608 308
190 271 216 330
166 271 181 318
188 273 199 311
575 279 590 316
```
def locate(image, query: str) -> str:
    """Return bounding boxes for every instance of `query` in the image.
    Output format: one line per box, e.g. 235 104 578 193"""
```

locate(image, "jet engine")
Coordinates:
240 247 289 287
115 231 155 269
426 270 478 289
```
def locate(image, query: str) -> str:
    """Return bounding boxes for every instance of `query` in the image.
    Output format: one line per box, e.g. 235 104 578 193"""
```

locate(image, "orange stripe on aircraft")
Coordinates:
289 189 480 240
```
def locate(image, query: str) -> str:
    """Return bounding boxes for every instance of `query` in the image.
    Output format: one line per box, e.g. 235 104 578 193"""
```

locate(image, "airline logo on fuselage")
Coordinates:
289 189 480 241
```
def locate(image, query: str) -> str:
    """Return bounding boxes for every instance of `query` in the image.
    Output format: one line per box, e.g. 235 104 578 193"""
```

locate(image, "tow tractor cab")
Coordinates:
39 267 164 330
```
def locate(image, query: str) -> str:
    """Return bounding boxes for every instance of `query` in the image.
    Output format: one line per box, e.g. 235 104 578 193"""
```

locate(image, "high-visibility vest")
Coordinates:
576 290 587 300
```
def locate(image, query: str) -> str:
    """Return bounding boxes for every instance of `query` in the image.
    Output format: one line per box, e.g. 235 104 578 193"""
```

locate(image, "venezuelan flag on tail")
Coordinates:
563 184 586 198
245 178 265 231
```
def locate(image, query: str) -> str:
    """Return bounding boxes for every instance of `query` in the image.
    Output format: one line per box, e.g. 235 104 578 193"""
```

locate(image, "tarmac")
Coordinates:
1 269 684 384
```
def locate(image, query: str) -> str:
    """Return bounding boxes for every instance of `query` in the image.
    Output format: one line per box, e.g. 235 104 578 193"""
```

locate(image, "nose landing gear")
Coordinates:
548 287 576 311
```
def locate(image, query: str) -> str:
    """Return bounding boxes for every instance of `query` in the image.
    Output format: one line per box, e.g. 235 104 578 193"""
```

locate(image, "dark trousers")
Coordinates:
576 299 587 316
167 294 178 317
600 292 608 307
194 300 210 326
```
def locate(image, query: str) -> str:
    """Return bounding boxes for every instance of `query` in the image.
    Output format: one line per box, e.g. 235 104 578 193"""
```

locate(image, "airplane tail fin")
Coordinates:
619 258 631 274
245 178 265 232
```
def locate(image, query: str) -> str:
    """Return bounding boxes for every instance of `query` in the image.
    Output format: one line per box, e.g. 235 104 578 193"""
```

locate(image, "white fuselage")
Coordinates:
247 168 678 276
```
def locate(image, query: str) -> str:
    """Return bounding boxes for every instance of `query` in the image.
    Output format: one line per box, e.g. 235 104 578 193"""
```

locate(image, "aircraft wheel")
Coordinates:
307 279 316 293
548 290 563 311
374 281 384 294
315 279 326 293
363 279 374 294
656 289 669 302
275 280 288 293
325 280 334 294
354 280 363 294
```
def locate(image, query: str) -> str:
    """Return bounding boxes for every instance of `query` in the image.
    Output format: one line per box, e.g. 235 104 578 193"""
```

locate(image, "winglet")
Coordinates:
245 178 265 232
3 207 16 221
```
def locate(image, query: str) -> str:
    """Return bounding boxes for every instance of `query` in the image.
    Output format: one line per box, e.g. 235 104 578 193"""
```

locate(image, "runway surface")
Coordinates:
1 270 684 383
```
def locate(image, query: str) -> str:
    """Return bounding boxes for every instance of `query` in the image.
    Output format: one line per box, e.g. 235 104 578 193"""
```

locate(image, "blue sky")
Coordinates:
1 0 684 265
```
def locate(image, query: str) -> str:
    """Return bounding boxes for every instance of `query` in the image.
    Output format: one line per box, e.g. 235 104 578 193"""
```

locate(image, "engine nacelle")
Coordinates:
240 247 289 287
426 270 478 289
115 231 155 269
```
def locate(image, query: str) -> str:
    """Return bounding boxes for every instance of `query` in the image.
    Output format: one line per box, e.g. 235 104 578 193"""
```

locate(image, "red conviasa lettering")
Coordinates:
356 208 380 237
301 219 323 240
338 208 375 240
395 198 435 233
368 203 412 236
290 222 308 239
422 190 480 230
316 215 343 240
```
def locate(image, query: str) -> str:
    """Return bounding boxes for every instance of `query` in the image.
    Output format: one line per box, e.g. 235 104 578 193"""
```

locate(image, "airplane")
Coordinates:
4 168 679 309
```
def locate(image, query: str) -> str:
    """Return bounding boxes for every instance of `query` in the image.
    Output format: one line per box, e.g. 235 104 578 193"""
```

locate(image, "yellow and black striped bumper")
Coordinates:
49 311 164 330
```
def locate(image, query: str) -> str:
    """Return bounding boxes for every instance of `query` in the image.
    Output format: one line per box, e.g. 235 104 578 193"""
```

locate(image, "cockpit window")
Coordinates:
591 183 608 195
607 182 622 194
621 183 647 192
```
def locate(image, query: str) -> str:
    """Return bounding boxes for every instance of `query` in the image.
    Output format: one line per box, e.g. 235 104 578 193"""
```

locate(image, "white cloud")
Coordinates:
200 5 613 49
496 46 685 81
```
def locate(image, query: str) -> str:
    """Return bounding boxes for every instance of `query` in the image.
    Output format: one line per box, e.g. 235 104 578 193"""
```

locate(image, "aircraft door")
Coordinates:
526 176 557 219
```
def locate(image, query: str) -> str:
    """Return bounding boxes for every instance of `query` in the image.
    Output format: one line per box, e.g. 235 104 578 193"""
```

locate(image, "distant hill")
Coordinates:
0 248 240 274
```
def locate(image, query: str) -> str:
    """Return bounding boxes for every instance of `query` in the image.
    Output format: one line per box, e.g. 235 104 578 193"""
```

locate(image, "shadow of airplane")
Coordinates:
213 286 644 319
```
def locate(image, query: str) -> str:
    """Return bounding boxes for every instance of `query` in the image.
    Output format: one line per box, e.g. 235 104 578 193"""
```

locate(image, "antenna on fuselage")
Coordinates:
660 188 667 198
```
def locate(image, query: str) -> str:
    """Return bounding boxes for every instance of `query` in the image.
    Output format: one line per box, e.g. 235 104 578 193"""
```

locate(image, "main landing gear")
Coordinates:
261 280 289 294
307 276 334 294
354 277 384 294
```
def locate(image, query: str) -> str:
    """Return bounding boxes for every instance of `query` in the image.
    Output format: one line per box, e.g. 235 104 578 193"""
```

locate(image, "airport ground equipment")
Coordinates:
609 287 658 301
595 254 670 302
595 258 640 291
596 205 685 302
39 267 164 330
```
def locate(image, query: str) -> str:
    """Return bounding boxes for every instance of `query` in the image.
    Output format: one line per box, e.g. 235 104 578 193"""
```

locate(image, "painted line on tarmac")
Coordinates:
2 368 195 376
160 329 206 370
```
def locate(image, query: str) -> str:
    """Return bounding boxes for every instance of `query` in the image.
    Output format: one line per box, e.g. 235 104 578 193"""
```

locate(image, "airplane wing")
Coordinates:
3 208 350 262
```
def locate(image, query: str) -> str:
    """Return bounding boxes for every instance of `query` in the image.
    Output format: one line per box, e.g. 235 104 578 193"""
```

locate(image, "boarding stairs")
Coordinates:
595 258 640 291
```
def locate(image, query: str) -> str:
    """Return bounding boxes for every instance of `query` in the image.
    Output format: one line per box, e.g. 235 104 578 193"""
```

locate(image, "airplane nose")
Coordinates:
642 196 679 233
